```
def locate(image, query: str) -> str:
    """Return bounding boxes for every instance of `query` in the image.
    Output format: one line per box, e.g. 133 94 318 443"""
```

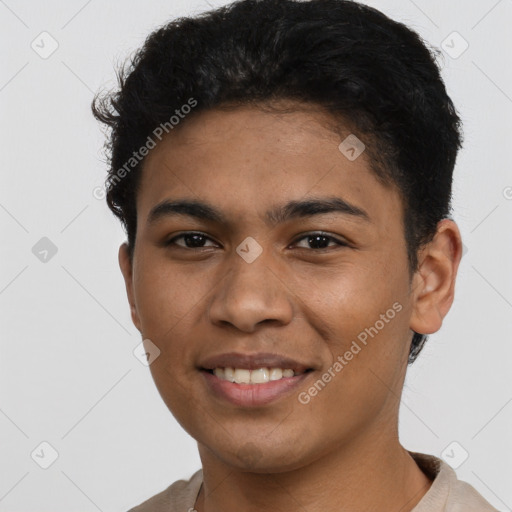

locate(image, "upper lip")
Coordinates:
199 352 314 373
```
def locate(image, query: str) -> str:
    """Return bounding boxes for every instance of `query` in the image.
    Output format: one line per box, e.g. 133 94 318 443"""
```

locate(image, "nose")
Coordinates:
207 249 295 333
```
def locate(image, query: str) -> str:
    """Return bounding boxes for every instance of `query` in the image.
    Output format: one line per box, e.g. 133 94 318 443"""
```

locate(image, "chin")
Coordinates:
214 440 312 474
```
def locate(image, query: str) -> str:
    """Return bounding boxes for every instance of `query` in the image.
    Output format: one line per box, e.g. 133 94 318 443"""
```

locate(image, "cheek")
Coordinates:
147 357 205 442
131 255 213 390
301 262 409 381
133 255 209 337
298 297 408 442
299 260 400 333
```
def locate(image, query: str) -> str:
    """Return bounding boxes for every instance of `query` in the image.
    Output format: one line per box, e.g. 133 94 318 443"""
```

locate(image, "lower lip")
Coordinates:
200 370 312 407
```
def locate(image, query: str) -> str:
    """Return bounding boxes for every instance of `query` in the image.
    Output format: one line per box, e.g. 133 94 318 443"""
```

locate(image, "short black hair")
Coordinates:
92 0 463 364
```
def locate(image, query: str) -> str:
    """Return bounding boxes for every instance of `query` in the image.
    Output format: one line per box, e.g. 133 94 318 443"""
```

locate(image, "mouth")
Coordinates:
202 367 314 384
198 352 316 407
199 365 315 407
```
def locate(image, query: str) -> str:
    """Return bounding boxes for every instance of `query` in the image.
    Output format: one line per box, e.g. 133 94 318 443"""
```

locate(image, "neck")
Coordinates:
194 430 432 512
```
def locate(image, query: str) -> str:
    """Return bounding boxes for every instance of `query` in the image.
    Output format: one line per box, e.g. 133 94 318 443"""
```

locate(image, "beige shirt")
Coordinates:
127 451 500 511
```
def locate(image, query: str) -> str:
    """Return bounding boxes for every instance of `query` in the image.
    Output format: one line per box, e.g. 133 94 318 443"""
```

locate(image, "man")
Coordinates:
92 0 498 510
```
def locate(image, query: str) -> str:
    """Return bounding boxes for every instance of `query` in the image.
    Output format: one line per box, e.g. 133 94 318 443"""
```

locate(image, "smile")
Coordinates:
208 367 309 384
201 368 314 407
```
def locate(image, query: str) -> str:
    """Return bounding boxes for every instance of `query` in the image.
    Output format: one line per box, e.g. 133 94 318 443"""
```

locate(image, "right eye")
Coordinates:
165 232 220 249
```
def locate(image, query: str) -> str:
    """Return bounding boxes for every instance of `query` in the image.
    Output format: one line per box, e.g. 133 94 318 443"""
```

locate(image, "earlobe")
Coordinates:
409 219 463 336
118 242 142 333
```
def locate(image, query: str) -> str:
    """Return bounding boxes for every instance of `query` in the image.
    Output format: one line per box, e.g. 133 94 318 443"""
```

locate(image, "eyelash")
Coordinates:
165 231 349 251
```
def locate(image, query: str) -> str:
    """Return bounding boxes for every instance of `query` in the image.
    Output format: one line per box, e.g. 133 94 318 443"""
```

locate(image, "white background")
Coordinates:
1 0 511 510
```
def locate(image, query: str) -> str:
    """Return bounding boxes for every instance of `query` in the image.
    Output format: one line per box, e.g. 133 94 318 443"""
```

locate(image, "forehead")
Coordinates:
137 104 403 232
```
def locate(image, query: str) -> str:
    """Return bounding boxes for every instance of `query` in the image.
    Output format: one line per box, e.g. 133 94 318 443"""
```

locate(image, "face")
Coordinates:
119 103 460 472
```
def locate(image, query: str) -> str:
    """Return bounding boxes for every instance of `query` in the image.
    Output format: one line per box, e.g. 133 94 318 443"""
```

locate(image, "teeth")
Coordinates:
234 368 251 384
224 367 235 382
269 368 282 381
250 368 269 384
211 367 299 384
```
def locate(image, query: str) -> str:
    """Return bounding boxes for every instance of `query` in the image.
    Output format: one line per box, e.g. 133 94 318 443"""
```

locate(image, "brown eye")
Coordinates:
166 232 218 249
292 232 348 250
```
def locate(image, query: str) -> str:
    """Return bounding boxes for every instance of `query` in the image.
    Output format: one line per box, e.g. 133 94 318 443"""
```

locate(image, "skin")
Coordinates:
119 102 462 512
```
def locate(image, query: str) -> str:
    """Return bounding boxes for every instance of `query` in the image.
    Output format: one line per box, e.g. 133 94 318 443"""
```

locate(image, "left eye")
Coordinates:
291 232 348 250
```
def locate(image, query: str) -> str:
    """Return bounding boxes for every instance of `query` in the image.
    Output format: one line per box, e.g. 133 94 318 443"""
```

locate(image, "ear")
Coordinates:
409 219 463 335
118 242 142 333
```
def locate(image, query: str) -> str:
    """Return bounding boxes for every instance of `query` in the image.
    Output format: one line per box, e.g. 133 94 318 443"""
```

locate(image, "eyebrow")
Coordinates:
147 196 372 226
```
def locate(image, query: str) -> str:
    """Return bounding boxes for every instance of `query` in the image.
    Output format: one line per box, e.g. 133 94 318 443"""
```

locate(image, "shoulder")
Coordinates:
409 451 500 512
127 468 203 512
446 475 501 512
